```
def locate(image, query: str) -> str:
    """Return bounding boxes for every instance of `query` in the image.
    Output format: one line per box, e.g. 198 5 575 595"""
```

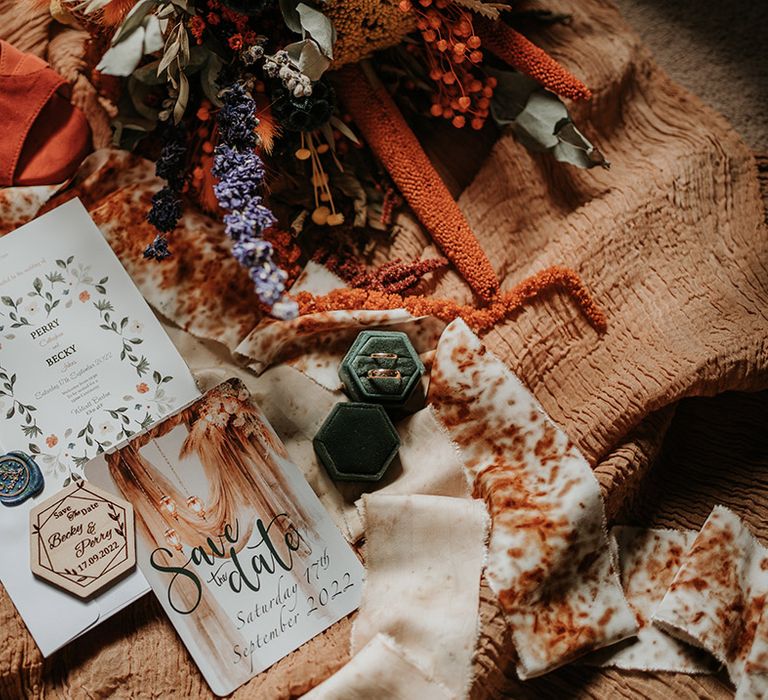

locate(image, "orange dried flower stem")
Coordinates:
476 17 592 101
295 265 607 334
335 63 499 301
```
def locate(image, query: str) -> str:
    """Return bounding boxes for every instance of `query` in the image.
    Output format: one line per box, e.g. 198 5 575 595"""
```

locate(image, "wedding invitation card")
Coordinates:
87 380 364 696
0 199 200 655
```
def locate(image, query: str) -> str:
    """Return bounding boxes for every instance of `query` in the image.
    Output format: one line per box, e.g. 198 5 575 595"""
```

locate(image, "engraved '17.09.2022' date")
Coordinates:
77 540 120 571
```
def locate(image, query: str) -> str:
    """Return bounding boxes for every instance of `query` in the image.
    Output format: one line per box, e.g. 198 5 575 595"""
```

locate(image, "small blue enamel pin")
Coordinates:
0 452 44 506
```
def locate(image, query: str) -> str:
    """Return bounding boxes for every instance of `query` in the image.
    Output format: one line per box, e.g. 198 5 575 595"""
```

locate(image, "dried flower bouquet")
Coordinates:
54 0 606 324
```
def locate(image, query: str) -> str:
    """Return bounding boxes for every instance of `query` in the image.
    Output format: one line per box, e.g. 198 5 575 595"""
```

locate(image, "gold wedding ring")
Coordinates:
367 369 401 380
370 352 398 360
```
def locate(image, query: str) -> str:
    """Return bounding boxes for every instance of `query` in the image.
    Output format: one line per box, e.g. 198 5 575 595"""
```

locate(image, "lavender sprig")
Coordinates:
213 81 297 319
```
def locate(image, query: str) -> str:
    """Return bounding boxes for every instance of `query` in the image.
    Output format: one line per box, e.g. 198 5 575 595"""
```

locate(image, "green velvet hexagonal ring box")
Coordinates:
338 330 425 409
313 403 401 482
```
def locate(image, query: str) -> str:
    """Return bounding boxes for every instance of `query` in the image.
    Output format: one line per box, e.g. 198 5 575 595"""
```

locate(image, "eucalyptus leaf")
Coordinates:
127 76 160 121
112 0 154 45
330 115 360 145
552 122 608 168
487 68 539 123
201 54 224 107
490 67 608 169
333 170 368 228
143 15 166 54
320 120 336 151
112 118 154 151
279 0 303 33
512 91 564 149
178 22 191 65
296 3 335 58
75 0 113 13
290 209 308 235
173 69 189 123
132 58 165 85
97 26 146 76
187 45 212 72
157 4 177 18
157 29 181 75
285 38 331 81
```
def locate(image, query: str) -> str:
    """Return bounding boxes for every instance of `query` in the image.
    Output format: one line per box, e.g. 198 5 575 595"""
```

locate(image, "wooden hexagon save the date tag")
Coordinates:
30 479 136 598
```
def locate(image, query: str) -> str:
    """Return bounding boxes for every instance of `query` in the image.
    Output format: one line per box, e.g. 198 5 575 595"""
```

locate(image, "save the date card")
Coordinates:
86 379 364 696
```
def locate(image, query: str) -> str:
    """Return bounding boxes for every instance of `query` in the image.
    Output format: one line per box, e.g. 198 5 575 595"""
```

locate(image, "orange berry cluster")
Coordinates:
398 0 495 130
187 0 259 50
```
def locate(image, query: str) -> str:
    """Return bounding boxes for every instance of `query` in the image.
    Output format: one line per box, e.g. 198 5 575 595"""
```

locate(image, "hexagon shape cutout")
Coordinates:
30 479 135 598
339 330 425 409
313 403 401 482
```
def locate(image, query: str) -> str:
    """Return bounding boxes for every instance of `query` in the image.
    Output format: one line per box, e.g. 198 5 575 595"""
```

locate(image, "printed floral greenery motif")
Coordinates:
39 366 176 480
37 405 155 484
93 299 150 376
0 256 101 338
0 364 41 438
30 272 67 316
108 501 126 539
0 255 179 481
56 256 161 378
0 257 86 331
56 256 108 295
0 296 32 329
0 255 167 379
43 371 176 478
127 370 177 414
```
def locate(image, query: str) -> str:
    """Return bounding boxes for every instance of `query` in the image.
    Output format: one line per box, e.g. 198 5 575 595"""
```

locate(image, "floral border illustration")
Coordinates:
0 255 180 482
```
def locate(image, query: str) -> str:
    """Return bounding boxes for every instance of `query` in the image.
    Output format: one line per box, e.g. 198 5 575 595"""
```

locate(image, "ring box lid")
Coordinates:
313 403 400 482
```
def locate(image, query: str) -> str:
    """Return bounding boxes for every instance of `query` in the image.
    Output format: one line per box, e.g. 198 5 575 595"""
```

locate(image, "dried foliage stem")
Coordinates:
295 265 607 334
336 62 499 301
476 17 592 101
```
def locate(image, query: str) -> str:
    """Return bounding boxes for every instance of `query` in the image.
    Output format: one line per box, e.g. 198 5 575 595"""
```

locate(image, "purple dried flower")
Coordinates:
231 237 274 267
156 140 187 189
270 297 300 320
146 123 188 257
248 262 288 305
212 145 267 210
222 199 276 240
147 186 182 233
212 80 295 319
212 144 265 181
143 235 172 261
217 83 257 150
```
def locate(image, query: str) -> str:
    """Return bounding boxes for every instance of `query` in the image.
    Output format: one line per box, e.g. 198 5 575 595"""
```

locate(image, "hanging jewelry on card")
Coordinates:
121 450 184 554
152 438 208 520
